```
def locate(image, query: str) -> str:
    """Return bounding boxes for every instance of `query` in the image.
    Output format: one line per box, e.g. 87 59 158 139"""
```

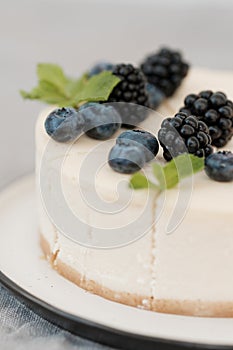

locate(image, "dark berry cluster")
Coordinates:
108 64 150 128
141 47 189 97
180 91 233 148
158 112 213 161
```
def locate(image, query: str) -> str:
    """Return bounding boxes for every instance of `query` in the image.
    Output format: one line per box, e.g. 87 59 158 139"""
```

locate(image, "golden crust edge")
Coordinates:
39 233 152 310
40 232 233 317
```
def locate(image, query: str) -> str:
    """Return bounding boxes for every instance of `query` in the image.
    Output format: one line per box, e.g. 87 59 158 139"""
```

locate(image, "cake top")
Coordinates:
22 47 233 194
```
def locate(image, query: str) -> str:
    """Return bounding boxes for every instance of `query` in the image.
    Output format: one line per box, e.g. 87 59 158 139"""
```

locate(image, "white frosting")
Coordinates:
36 67 233 303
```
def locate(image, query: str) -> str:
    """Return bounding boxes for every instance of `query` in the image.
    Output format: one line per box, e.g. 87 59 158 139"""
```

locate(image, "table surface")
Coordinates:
0 0 233 348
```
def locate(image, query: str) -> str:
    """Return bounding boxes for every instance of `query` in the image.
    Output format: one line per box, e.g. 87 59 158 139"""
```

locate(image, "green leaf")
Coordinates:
152 163 166 190
20 81 68 104
129 172 158 190
130 154 204 191
73 71 121 103
37 63 68 95
162 154 204 190
65 74 88 97
20 64 120 107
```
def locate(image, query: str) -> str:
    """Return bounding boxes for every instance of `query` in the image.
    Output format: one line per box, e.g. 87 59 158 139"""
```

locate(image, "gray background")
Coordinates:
1 0 233 189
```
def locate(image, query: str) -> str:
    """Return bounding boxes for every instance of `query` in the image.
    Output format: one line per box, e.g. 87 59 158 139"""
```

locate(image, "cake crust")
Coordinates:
40 233 152 310
40 233 233 317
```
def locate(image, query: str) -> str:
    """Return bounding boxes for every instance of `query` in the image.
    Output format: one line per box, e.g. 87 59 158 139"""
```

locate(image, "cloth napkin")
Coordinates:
0 285 113 350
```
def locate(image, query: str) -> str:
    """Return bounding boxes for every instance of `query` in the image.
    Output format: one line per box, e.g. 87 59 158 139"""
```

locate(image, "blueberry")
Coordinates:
108 140 146 174
205 151 233 182
79 103 122 140
145 83 165 109
44 107 85 143
117 129 159 162
88 61 114 77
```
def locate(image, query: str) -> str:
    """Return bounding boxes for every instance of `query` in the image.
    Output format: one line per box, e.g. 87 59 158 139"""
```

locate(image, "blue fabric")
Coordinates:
0 286 112 350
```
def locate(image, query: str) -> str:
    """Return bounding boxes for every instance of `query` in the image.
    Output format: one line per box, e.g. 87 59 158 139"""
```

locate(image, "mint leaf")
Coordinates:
73 71 121 103
130 154 204 191
20 64 120 108
65 74 88 97
158 154 204 190
152 162 167 190
130 172 158 190
37 63 68 95
20 81 68 104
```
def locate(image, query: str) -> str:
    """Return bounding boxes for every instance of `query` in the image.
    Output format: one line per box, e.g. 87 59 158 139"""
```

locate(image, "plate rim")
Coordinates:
0 175 233 350
0 270 232 350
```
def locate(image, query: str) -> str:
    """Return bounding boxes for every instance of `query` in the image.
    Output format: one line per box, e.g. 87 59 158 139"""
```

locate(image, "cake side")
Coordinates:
36 103 161 309
152 68 233 316
40 232 153 309
37 67 233 317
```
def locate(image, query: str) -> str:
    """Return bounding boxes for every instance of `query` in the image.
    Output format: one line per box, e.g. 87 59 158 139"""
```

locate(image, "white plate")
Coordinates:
0 175 232 350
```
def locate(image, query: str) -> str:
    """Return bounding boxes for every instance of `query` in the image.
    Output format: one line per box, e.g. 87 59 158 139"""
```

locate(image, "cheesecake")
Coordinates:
36 67 233 317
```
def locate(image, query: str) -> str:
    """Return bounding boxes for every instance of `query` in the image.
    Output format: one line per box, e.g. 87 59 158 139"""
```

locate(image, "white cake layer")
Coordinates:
36 98 163 298
57 232 154 298
36 67 233 306
154 69 233 302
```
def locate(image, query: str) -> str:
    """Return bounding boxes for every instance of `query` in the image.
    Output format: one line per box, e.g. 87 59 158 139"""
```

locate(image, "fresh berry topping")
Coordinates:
145 83 165 109
108 140 146 174
79 103 121 140
140 47 189 97
117 130 159 162
88 61 114 77
158 113 213 161
179 91 233 147
205 151 233 182
44 107 85 143
108 64 150 128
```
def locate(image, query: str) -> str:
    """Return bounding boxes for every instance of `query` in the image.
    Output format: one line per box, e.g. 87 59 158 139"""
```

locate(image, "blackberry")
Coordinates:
108 64 150 128
179 91 233 148
158 112 213 161
141 47 189 97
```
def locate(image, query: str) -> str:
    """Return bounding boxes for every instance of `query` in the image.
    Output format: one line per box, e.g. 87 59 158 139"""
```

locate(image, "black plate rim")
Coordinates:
0 271 233 350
